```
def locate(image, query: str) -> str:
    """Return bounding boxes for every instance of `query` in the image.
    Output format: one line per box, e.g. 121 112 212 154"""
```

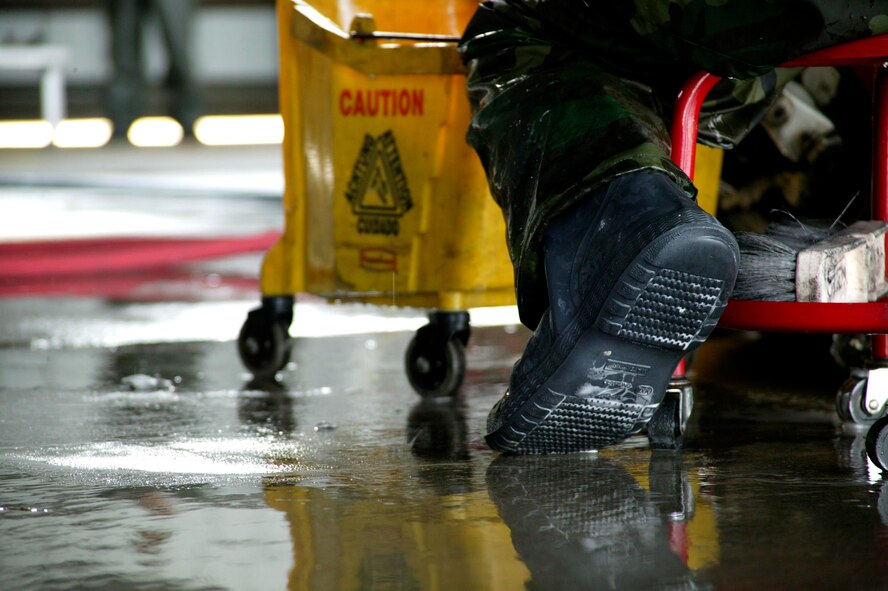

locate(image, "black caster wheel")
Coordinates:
648 396 683 450
647 380 693 450
405 332 466 399
866 416 888 471
836 376 885 428
404 311 470 399
238 303 292 380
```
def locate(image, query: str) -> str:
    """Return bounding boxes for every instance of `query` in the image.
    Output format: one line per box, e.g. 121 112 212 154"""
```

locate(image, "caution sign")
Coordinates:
345 130 413 236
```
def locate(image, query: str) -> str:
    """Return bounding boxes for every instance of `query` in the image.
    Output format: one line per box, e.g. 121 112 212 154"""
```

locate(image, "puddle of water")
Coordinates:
5 314 888 589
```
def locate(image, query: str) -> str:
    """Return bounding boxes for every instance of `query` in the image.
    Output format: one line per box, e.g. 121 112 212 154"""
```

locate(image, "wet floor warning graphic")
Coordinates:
345 130 413 236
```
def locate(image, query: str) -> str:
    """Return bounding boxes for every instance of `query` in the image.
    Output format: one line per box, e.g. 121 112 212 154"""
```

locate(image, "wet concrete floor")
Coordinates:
3 144 888 590
3 294 888 590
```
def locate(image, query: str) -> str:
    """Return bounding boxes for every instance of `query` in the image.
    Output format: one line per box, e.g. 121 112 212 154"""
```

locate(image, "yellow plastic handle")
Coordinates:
289 0 466 75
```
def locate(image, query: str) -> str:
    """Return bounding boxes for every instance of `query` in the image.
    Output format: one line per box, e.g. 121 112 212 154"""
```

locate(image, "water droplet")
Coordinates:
121 373 175 392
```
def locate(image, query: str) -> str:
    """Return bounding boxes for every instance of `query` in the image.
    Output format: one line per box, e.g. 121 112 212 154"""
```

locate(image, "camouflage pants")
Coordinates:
459 0 888 328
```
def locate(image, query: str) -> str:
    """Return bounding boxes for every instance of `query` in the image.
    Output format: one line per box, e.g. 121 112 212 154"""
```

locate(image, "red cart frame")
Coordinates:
671 35 888 372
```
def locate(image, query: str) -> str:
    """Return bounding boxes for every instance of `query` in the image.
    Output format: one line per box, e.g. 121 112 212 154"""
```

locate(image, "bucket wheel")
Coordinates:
405 311 470 399
237 296 294 380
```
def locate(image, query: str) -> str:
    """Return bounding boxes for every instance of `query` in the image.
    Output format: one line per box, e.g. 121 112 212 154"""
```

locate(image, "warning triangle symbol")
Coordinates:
346 131 413 216
362 162 393 209
356 147 397 213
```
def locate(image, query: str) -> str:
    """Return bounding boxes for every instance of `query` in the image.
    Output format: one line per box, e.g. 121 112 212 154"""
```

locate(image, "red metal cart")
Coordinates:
668 34 888 467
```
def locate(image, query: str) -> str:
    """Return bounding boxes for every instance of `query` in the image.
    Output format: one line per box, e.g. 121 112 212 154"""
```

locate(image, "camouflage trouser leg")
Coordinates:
465 47 694 327
460 1 888 329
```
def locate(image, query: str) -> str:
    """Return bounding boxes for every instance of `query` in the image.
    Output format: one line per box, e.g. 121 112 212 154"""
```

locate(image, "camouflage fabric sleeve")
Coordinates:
460 0 888 328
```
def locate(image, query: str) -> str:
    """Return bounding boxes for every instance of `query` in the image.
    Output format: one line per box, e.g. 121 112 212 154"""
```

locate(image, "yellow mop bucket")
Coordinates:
239 0 514 396
262 0 513 306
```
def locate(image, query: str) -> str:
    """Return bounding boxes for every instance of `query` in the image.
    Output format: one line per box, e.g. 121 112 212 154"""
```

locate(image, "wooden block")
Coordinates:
840 221 888 300
796 221 888 302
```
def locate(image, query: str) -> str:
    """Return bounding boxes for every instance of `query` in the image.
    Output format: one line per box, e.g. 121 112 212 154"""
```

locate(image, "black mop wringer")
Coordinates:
733 217 888 303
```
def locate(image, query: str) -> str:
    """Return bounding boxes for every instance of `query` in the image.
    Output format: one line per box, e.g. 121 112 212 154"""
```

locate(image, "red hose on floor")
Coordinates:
0 233 280 278
0 232 280 298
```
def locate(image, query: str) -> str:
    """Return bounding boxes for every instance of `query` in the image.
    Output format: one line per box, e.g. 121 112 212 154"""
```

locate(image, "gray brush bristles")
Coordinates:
733 232 798 301
733 220 838 301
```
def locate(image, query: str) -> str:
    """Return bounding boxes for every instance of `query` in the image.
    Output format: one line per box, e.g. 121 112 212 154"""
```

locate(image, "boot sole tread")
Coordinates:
487 222 738 454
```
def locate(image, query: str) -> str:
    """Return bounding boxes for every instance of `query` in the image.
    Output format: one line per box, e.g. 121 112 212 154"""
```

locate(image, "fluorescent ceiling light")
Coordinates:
127 116 184 148
52 118 113 148
0 120 53 149
194 114 283 146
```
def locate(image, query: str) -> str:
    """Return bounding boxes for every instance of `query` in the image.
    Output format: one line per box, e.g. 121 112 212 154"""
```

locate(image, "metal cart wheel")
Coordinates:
237 297 293 380
836 376 886 427
866 416 888 471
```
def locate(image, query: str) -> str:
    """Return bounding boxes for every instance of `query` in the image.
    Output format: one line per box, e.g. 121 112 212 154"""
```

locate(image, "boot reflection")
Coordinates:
486 453 715 590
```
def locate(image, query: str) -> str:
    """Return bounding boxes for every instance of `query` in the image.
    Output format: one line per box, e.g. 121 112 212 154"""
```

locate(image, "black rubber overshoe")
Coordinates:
486 171 739 454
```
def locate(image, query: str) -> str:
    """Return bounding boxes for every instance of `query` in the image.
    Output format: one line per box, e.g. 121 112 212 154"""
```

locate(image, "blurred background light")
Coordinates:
194 114 283 146
52 118 113 148
0 120 53 149
127 116 184 148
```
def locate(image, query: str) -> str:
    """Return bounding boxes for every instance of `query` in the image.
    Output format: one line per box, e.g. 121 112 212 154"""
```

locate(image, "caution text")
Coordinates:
340 89 425 117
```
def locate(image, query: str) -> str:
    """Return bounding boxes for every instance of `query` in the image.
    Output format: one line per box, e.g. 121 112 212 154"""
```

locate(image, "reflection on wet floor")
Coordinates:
484 454 708 590
4 303 888 589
